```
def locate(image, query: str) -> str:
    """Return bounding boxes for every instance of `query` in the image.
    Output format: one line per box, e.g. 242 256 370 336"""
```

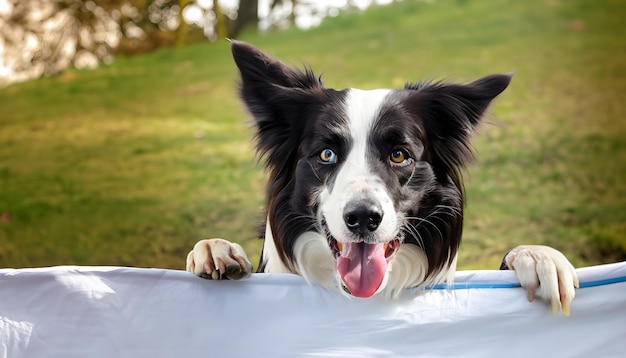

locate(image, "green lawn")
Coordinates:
0 0 624 271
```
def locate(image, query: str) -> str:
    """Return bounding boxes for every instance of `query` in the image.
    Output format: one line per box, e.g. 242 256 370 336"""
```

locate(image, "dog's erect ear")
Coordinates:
231 40 323 93
404 74 512 180
230 41 324 169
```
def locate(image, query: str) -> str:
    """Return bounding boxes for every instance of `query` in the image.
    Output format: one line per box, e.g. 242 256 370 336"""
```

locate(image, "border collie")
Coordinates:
186 41 578 314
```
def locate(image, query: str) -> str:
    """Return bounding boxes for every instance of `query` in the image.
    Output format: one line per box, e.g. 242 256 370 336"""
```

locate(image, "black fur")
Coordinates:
231 41 348 270
231 40 511 283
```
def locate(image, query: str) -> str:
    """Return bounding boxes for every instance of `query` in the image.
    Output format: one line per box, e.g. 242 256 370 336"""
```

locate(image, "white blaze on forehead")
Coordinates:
344 88 392 172
320 88 397 244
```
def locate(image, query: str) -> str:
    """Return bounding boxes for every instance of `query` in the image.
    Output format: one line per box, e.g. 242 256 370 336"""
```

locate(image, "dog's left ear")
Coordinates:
405 74 512 178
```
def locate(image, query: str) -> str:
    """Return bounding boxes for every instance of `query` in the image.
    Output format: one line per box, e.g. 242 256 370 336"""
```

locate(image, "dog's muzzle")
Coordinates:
323 199 401 298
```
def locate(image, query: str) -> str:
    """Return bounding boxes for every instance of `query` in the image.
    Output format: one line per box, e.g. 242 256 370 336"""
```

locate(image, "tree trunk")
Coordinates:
229 0 258 38
176 0 190 47
213 0 228 40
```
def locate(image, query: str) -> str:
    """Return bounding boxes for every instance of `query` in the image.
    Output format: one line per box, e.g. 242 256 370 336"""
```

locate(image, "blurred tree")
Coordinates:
213 0 227 39
264 0 297 30
114 0 182 54
176 0 191 47
229 0 258 38
0 0 185 85
0 0 120 86
0 0 364 86
183 0 257 41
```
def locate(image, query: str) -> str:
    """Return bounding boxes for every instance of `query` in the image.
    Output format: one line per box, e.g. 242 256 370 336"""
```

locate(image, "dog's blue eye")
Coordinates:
320 149 337 164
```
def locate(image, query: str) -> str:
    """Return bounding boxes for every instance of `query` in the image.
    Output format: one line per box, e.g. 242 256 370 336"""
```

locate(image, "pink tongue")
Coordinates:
337 242 387 298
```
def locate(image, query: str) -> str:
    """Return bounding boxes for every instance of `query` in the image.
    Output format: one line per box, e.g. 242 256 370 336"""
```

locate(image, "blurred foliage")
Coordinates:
0 0 188 86
0 1 392 86
0 0 255 85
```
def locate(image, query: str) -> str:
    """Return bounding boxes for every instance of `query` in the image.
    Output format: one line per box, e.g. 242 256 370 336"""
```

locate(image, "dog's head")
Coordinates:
231 41 510 297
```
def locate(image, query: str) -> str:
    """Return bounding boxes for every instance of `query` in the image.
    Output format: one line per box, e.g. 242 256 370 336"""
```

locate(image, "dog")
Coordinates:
186 41 579 314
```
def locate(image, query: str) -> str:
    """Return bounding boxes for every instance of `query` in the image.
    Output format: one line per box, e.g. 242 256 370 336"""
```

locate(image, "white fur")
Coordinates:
285 227 455 298
385 245 429 296
261 218 336 288
292 232 337 290
320 89 398 245
261 220 292 274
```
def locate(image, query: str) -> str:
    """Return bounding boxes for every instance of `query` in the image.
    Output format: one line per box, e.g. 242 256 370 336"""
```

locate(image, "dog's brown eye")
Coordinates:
390 149 407 164
320 149 337 164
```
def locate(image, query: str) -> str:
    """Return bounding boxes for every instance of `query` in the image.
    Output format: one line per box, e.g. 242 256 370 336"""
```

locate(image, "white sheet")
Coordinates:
1 262 625 358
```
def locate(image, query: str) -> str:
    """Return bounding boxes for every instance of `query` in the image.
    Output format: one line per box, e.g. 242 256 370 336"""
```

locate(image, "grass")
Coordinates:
0 0 624 271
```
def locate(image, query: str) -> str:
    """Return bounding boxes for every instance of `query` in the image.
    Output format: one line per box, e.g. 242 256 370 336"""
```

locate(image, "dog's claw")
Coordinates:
561 300 571 317
526 286 536 302
186 238 252 280
505 245 578 316
551 299 559 315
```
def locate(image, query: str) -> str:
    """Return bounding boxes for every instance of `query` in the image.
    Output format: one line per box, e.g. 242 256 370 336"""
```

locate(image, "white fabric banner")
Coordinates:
1 262 625 358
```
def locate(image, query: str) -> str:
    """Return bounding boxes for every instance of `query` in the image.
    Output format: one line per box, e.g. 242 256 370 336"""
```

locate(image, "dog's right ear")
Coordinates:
230 41 324 169
404 74 511 182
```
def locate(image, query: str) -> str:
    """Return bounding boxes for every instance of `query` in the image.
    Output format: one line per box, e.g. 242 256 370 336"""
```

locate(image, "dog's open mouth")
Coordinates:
323 222 401 298
327 236 400 261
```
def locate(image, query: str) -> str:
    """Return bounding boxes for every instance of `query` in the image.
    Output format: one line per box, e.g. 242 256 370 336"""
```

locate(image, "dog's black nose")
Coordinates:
343 200 383 234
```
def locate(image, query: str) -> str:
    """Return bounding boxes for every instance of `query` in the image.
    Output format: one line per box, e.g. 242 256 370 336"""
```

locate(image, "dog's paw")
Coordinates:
504 245 579 316
186 238 253 280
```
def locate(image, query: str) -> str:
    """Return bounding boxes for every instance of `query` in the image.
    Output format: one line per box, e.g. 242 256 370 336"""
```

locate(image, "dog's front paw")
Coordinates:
504 245 579 316
186 238 253 280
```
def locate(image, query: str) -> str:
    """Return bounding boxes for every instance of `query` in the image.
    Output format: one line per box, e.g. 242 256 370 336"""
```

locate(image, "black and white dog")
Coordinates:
187 41 578 314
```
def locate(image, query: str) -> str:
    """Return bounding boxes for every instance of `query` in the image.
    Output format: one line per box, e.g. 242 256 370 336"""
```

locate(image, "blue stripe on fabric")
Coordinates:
428 275 626 290
578 275 626 288
429 282 519 290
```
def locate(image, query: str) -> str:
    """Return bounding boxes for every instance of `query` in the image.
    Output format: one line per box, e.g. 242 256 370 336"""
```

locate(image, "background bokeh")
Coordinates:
0 0 624 270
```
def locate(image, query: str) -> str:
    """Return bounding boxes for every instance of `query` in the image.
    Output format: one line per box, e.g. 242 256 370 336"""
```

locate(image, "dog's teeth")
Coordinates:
336 242 342 251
